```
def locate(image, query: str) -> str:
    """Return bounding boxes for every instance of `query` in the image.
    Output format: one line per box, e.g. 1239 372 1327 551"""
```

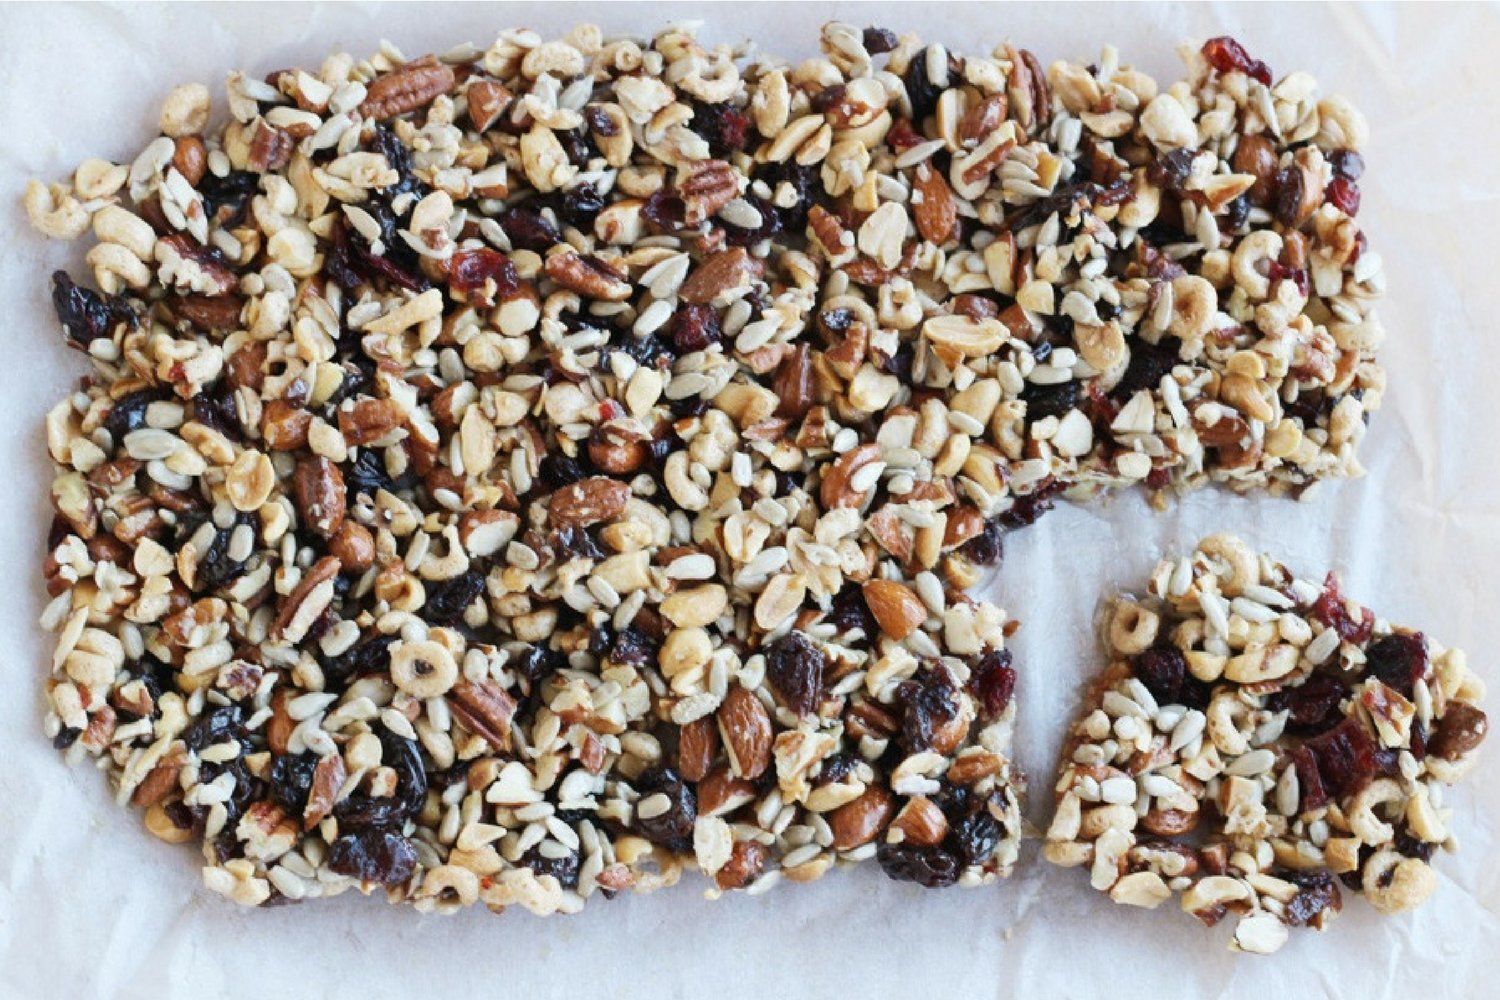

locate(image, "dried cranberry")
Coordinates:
422 568 486 626
764 630 826 717
449 247 519 303
104 388 168 443
969 649 1017 717
826 581 878 637
1114 337 1181 396
499 206 561 251
328 829 418 885
1291 745 1329 811
1305 716 1378 798
1132 647 1186 703
876 842 961 887
522 845 581 888
1201 36 1272 86
903 46 944 122
947 808 1004 866
959 519 1004 567
1268 261 1310 297
1363 632 1427 697
1283 868 1342 926
641 188 688 234
1324 176 1361 217
633 767 696 850
1328 149 1365 181
1310 573 1374 644
1275 673 1347 732
670 303 722 353
268 751 319 814
862 27 898 54
902 668 962 753
688 100 752 157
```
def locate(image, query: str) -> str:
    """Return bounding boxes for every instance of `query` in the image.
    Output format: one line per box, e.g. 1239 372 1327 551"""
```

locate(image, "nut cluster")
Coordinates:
30 21 1382 916
1045 535 1487 953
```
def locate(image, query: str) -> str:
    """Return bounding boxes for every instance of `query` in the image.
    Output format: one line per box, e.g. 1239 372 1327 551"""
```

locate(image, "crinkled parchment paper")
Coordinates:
1 3 1497 998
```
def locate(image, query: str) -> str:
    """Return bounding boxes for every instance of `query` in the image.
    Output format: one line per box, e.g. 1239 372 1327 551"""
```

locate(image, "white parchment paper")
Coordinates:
2 3 1497 997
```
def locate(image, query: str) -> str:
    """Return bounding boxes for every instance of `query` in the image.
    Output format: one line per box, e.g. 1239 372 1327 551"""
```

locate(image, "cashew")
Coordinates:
1347 777 1402 845
24 180 91 240
93 205 158 261
74 159 129 200
86 242 153 294
418 525 471 581
1108 600 1160 655
1197 533 1259 595
417 863 480 906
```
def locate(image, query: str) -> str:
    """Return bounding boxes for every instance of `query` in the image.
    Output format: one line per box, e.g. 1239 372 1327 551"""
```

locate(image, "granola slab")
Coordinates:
1044 535 1487 953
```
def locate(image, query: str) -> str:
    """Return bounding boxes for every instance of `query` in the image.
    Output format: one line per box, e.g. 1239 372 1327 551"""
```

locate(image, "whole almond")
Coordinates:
337 397 404 446
828 784 894 850
862 579 927 639
697 763 757 817
912 162 957 244
292 455 346 539
717 687 772 780
714 840 769 891
679 247 762 305
891 795 949 846
360 59 456 120
677 716 720 782
548 476 630 528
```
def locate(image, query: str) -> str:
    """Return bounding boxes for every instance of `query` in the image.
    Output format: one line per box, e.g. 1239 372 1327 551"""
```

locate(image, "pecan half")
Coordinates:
360 58 457 120
449 677 518 753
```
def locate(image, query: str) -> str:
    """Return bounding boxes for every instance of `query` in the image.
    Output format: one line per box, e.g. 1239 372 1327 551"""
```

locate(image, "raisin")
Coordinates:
641 188 688 234
826 581 878 637
321 634 395 689
814 752 859 787
1274 673 1347 733
764 630 826 717
1132 647 1187 703
51 271 125 346
687 100 752 158
1114 337 1181 396
513 643 568 691
904 46 943 122
618 331 674 369
268 751 319 814
876 842 961 888
998 481 1062 529
1363 632 1427 697
344 448 396 499
948 808 1003 867
670 303 722 353
369 124 423 198
1273 165 1306 228
198 169 259 225
53 726 81 749
1225 193 1251 232
755 161 817 231
1021 380 1079 423
421 568 486 626
633 767 696 851
558 182 606 228
900 670 960 753
104 388 168 443
328 829 418 885
721 193 783 247
183 705 246 752
1305 716 1378 798
1148 148 1197 194
191 379 244 441
1310 573 1374 644
862 27 898 54
1283 868 1342 926
556 129 596 168
1393 828 1436 863
959 519 1004 567
189 519 247 592
538 453 588 490
1428 702 1488 760
1201 36 1272 86
1329 149 1365 181
1324 176 1360 216
522 845 581 889
499 205 561 251
969 648 1017 717
335 731 427 830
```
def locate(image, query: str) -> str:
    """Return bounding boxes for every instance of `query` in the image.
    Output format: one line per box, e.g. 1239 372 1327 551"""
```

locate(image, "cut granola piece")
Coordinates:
1045 535 1486 953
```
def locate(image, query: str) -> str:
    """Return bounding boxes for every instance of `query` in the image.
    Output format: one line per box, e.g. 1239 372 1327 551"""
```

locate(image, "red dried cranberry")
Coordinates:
642 188 688 234
1363 632 1427 697
1276 673 1347 732
670 303 722 353
448 247 519 304
1324 176 1361 217
1305 716 1378 798
1131 647 1186 703
876 841 961 887
1329 149 1365 181
1268 260 1310 296
765 630 826 716
1291 745 1329 811
969 649 1016 717
1310 573 1374 644
1201 36 1272 86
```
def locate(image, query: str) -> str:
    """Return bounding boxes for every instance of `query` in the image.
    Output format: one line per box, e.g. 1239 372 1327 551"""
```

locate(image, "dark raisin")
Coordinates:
52 726 81 749
754 161 817 231
687 100 752 158
826 581 877 637
321 634 395 690
1132 647 1187 703
1310 573 1374 644
1225 193 1251 232
1201 36 1272 86
183 705 245 753
641 188 688 234
998 481 1062 529
1147 148 1197 194
422 568 486 626
969 648 1017 717
862 27 898 54
51 271 121 346
513 643 568 694
1393 828 1436 863
876 842 961 888
814 752 859 787
104 388 168 443
764 630 826 717
633 767 696 851
559 182 606 228
335 730 427 830
1324 176 1360 216
904 46 943 122
1305 716 1378 798
1273 165 1306 228
190 520 247 592
344 448 396 500
1328 149 1365 181
499 206 561 251
619 331 674 369
607 627 658 667
1363 632 1427 697
670 303 722 353
551 525 604 562
198 169 259 224
369 124 423 198
191 380 244 441
328 829 418 885
557 129 596 168
538 453 588 491
721 193 783 247
947 808 1003 867
584 106 618 137
522 845 581 888
901 668 962 754
268 751 319 814
1283 868 1342 926
1274 673 1347 733
959 519 1004 567
1114 337 1181 396
1021 380 1079 423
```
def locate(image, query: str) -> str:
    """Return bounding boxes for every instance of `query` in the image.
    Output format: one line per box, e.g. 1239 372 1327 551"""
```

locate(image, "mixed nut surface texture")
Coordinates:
25 17 1477 952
